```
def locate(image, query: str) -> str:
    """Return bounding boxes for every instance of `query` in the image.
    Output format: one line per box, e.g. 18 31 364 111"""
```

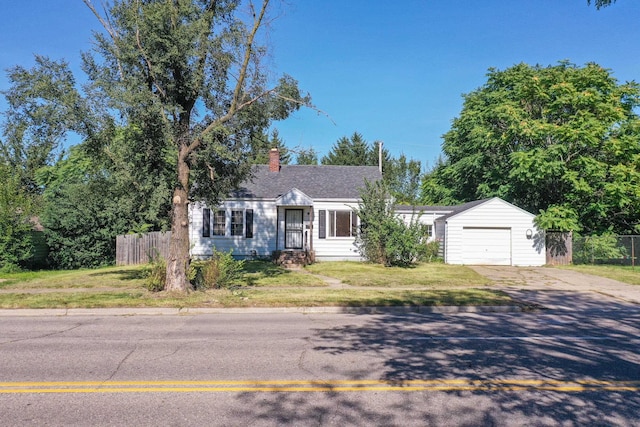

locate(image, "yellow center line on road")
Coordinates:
1 379 638 394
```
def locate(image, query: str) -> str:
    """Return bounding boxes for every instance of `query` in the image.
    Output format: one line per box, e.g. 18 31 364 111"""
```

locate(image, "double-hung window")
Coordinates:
203 207 253 238
213 210 226 236
319 209 357 238
231 210 244 236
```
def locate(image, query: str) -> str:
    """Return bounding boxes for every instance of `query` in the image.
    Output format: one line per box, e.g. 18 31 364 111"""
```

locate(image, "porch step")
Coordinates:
273 250 315 267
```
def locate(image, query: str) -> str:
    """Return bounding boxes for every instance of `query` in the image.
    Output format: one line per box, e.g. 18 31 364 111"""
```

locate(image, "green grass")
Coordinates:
0 265 147 289
217 288 513 307
240 261 325 287
0 261 513 309
0 288 513 309
559 264 640 286
305 261 491 287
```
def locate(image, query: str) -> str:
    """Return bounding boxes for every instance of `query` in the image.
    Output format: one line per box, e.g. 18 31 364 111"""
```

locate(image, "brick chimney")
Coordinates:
269 148 280 172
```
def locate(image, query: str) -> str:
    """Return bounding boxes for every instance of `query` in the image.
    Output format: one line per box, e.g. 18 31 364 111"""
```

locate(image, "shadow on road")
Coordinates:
236 292 640 426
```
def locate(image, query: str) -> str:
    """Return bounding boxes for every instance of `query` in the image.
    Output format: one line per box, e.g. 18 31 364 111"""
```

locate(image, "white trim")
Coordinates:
276 188 314 206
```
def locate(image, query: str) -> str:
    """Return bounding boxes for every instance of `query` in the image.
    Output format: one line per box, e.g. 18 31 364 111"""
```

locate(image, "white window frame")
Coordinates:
328 210 356 238
230 210 244 237
213 210 226 236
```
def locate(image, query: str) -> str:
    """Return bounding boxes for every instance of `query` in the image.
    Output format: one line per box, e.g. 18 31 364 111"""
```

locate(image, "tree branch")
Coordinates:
187 0 270 154
135 21 167 100
82 0 124 79
228 0 269 117
193 1 219 92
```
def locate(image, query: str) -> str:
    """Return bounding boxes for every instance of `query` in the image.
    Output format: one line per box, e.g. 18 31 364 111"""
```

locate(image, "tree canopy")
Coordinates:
0 162 37 270
3 0 309 288
421 62 640 233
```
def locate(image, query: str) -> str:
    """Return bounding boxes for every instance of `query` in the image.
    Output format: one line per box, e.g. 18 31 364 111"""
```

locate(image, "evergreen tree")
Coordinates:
249 129 291 164
321 132 371 166
295 147 319 165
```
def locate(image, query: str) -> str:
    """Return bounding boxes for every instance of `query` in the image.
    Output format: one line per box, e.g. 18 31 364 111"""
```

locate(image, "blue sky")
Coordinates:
1 1 639 168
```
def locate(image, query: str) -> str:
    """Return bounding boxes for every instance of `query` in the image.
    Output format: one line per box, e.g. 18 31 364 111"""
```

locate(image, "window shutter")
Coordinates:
202 208 211 237
318 210 326 239
351 211 357 237
245 209 253 238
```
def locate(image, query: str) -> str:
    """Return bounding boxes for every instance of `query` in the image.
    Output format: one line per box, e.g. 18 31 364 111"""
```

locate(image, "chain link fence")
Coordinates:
572 235 640 266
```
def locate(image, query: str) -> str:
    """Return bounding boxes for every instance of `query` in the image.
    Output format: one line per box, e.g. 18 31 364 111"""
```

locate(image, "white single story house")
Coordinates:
189 149 382 262
397 198 546 266
189 149 545 266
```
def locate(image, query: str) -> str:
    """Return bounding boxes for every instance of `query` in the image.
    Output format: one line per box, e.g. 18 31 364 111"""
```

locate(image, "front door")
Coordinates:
285 209 304 249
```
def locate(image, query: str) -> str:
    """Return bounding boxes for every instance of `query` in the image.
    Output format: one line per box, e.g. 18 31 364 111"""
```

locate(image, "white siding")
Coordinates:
189 200 277 259
443 198 545 266
312 200 363 261
190 198 365 261
396 209 446 242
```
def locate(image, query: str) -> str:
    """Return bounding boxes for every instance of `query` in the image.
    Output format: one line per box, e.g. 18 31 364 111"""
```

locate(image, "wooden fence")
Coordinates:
546 231 573 266
116 232 171 266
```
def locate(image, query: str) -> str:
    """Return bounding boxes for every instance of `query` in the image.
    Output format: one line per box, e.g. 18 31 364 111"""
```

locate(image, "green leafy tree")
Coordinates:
354 180 428 267
84 0 308 291
421 62 640 233
4 1 309 290
39 154 125 269
0 162 37 270
2 56 95 194
295 147 318 165
37 124 174 269
420 156 457 206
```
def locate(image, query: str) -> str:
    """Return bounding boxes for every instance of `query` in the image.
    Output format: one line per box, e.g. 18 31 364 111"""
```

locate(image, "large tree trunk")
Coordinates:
165 145 191 292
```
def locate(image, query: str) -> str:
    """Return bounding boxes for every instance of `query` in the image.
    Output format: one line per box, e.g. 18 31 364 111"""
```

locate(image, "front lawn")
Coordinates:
0 261 508 309
559 264 640 286
0 265 147 290
305 261 491 287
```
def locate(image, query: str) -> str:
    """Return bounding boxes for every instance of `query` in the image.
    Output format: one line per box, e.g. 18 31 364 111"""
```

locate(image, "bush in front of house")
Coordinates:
191 249 245 290
354 180 430 267
145 249 245 292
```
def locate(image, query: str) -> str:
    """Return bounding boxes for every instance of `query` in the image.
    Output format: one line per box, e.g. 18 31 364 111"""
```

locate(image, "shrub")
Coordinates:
424 240 440 262
192 249 245 290
354 180 430 267
144 258 166 292
573 233 627 264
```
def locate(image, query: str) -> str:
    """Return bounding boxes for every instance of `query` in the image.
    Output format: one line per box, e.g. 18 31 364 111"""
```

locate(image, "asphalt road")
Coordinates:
1 293 639 426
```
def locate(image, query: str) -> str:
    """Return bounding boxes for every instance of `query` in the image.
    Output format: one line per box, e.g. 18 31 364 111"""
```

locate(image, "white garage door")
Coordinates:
462 227 511 265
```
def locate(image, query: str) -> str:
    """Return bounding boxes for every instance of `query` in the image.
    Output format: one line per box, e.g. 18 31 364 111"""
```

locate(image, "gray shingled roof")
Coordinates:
231 165 382 199
394 205 456 213
433 198 492 221
394 199 492 219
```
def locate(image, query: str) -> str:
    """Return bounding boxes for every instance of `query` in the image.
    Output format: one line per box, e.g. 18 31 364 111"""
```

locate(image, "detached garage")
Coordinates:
433 198 545 266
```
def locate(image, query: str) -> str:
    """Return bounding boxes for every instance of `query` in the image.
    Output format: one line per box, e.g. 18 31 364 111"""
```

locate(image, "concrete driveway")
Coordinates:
470 265 640 309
